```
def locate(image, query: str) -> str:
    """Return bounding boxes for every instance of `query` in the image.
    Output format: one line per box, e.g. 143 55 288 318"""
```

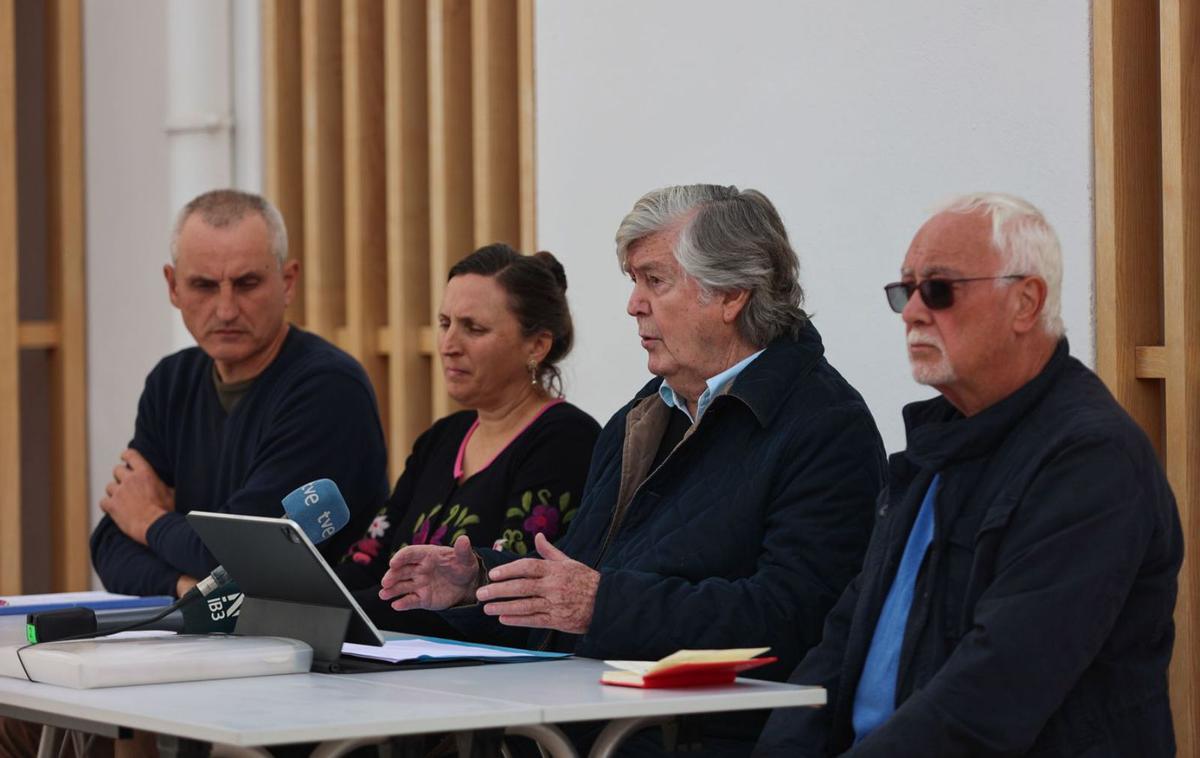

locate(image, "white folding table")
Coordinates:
0 619 824 757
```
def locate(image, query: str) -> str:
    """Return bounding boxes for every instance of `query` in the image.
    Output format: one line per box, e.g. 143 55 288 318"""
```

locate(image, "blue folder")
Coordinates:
0 593 173 617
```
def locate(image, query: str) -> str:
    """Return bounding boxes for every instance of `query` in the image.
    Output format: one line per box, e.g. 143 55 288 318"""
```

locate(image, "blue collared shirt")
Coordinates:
852 473 942 743
658 349 765 423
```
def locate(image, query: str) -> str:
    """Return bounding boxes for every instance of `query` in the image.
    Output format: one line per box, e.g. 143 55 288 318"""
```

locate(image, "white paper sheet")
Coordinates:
341 637 564 663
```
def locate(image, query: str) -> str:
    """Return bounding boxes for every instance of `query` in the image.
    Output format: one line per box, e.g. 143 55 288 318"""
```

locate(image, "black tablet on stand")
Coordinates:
188 511 479 673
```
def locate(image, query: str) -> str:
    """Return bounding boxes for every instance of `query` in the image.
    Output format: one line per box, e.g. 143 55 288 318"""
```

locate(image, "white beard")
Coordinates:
907 330 957 386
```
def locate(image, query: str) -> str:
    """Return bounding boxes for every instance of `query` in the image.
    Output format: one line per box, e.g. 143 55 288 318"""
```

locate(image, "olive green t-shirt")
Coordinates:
212 366 255 414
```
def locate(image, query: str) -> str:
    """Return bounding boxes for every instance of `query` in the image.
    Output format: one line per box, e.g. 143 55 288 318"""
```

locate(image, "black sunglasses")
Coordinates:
883 275 1027 313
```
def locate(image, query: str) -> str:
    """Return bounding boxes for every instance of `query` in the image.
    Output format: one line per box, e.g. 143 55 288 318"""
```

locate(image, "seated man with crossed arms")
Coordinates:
90 189 388 598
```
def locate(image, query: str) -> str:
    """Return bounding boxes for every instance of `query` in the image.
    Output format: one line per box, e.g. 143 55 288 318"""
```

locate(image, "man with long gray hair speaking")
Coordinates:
380 184 887 754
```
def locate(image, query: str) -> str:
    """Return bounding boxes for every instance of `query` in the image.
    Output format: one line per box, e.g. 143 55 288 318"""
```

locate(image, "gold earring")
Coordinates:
528 359 539 386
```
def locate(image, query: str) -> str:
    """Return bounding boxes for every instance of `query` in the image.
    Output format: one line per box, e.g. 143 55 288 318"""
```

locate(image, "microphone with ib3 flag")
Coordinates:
27 479 351 643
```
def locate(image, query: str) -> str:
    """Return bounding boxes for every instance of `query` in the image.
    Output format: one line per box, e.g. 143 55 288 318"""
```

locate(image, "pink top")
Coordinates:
453 398 566 481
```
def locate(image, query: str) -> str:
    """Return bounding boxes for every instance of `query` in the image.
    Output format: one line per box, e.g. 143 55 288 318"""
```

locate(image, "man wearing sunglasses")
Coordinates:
757 193 1181 757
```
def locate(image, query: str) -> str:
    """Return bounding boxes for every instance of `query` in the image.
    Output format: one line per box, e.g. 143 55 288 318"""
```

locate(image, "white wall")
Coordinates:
84 0 175 553
535 0 1094 452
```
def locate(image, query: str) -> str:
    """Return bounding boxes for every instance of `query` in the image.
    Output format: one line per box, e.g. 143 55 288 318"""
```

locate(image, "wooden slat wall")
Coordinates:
0 0 88 592
1094 0 1200 751
263 0 534 472
0 0 21 595
383 0 431 477
516 0 536 255
43 0 88 591
300 0 345 338
470 0 519 248
1160 0 1200 749
343 0 388 430
427 0 474 420
262 0 305 325
1093 1 1164 455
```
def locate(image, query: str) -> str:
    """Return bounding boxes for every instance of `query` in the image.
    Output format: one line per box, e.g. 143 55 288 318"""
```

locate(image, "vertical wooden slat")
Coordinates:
263 0 306 325
1092 1 1165 455
516 0 536 255
44 0 87 591
428 0 473 418
262 0 533 475
470 0 518 249
384 0 431 473
343 0 388 431
1160 0 1200 751
301 0 345 338
0 0 21 594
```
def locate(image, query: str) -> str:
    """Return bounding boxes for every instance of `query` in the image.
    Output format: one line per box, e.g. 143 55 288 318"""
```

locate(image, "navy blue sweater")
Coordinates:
90 327 389 596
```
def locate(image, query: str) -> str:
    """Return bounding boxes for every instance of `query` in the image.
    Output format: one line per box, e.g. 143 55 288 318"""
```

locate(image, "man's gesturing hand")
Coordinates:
475 533 600 634
380 535 479 611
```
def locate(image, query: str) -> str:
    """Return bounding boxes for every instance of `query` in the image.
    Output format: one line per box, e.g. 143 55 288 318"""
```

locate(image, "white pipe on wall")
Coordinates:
165 0 235 352
232 0 264 194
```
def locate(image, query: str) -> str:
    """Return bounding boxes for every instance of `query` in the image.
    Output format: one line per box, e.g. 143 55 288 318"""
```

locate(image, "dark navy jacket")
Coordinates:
451 323 886 743
757 341 1181 757
91 327 389 596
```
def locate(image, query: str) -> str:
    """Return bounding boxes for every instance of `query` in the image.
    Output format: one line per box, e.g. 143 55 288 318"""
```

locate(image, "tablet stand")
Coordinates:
235 596 351 669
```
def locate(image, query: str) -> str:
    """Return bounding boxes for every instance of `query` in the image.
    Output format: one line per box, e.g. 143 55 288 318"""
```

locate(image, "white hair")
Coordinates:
614 184 806 347
931 192 1064 336
170 189 288 267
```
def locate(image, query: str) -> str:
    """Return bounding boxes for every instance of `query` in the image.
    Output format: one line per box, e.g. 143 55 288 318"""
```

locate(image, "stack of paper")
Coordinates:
0 634 312 688
601 648 776 688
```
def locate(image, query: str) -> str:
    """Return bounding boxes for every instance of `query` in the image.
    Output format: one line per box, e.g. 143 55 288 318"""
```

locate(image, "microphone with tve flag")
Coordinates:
27 479 351 643
280 478 351 542
178 478 351 607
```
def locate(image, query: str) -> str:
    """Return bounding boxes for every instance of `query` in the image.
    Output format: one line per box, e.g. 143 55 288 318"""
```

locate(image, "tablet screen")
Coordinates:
187 512 385 648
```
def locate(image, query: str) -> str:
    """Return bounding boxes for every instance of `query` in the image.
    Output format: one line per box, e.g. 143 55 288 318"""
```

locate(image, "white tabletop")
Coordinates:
0 670 544 746
0 618 822 748
354 657 824 723
0 658 821 748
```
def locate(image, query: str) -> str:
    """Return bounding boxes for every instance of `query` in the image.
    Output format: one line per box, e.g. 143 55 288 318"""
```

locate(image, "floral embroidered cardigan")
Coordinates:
334 401 600 592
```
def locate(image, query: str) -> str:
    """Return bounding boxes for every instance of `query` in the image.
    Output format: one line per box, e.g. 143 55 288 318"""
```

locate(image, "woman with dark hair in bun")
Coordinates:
336 243 599 629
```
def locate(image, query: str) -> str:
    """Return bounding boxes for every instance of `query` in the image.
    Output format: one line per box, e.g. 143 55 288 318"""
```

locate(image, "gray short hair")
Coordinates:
170 189 288 267
931 192 1064 337
615 184 806 347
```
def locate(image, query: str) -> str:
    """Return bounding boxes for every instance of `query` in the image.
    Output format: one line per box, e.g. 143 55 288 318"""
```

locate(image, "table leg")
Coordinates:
156 734 212 757
587 717 671 758
504 724 579 758
309 737 386 758
455 728 504 757
210 745 274 757
35 725 61 758
308 734 437 758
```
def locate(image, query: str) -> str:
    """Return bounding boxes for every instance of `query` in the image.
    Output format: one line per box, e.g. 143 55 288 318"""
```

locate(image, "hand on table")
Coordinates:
476 533 599 634
380 535 480 611
100 448 174 546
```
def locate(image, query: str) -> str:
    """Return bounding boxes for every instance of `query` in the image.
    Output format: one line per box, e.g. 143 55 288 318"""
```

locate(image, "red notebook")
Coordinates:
600 648 777 689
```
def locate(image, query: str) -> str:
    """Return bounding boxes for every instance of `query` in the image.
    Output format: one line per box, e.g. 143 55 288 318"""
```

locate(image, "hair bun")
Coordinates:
533 250 568 292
